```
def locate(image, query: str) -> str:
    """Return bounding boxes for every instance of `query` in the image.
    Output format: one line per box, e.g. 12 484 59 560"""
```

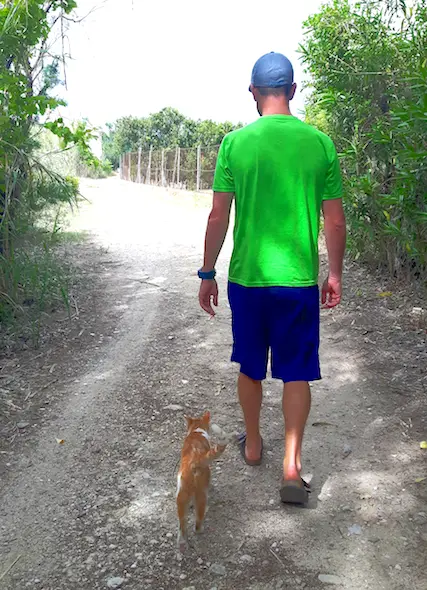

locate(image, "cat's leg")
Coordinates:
177 493 189 551
195 488 208 534
200 444 227 467
211 443 227 461
176 475 189 552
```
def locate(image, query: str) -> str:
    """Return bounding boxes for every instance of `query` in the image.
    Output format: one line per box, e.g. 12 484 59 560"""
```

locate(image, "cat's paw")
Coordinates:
210 423 224 436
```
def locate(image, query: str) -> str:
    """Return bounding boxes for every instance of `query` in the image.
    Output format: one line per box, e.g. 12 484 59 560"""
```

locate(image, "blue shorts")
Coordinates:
227 282 321 382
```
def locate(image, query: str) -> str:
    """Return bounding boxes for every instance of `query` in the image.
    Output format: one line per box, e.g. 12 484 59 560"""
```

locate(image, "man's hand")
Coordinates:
199 279 218 316
322 199 346 305
321 275 342 308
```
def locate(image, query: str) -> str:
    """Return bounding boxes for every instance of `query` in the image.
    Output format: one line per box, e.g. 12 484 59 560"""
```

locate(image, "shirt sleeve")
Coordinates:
212 136 235 193
323 142 343 200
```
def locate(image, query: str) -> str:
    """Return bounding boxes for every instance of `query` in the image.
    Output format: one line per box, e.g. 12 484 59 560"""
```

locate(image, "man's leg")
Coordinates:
228 282 268 463
282 381 311 481
238 372 263 462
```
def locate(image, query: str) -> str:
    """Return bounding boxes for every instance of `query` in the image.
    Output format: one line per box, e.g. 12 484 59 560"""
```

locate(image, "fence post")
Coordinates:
196 146 201 191
172 147 177 185
119 154 122 179
161 149 165 186
177 147 180 187
127 152 131 181
137 147 142 183
147 146 152 184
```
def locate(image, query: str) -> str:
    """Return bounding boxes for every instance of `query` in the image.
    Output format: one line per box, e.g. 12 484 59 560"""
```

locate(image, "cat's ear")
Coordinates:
202 411 211 423
185 415 193 427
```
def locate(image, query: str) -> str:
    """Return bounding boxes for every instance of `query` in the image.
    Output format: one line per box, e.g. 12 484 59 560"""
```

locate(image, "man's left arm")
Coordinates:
199 192 233 316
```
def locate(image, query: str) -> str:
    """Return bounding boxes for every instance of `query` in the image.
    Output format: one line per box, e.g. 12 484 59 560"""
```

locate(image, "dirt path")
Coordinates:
0 177 426 590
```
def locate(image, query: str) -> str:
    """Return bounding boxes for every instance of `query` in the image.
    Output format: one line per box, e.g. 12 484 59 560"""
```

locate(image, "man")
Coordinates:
198 52 346 505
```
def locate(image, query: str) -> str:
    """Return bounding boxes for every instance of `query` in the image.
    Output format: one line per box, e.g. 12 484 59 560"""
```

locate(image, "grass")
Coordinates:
52 229 90 245
0 226 88 349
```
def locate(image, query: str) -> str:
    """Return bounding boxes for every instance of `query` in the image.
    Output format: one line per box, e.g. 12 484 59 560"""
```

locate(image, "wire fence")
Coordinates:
119 145 220 191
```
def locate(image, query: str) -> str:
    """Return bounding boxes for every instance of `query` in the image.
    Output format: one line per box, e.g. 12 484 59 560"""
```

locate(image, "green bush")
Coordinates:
0 1 101 346
0 235 73 345
77 158 113 179
300 0 427 281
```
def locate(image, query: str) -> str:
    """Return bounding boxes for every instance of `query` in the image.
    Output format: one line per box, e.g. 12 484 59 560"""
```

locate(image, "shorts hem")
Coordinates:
232 359 321 384
231 358 267 381
271 372 322 383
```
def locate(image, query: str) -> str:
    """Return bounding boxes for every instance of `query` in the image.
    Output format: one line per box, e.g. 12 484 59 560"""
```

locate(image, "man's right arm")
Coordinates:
322 198 346 308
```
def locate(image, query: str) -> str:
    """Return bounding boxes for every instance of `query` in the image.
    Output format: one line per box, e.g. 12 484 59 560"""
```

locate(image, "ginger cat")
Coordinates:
176 411 226 551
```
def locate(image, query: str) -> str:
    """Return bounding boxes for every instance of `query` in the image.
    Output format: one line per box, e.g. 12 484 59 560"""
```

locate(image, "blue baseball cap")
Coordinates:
249 52 294 90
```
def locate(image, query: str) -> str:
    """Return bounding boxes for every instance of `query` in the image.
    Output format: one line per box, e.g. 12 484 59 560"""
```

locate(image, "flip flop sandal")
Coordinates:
237 432 263 466
280 478 311 505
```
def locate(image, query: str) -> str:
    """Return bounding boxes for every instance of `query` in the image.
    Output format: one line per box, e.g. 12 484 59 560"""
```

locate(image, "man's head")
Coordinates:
249 52 296 116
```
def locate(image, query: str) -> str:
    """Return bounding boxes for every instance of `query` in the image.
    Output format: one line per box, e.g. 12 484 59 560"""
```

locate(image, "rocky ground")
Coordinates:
0 177 426 590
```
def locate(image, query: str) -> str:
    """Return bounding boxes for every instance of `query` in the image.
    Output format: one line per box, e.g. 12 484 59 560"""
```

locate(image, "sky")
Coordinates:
58 0 323 130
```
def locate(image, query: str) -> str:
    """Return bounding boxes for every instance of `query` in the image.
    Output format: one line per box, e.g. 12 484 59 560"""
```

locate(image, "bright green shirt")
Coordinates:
213 115 343 287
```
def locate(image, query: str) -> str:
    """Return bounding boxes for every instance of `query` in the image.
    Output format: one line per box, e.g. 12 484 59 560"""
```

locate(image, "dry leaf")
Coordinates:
378 291 393 297
420 441 427 449
56 438 65 445
415 477 426 483
312 421 335 427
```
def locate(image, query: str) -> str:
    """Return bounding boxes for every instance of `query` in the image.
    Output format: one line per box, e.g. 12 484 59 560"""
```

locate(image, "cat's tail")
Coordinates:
191 443 226 472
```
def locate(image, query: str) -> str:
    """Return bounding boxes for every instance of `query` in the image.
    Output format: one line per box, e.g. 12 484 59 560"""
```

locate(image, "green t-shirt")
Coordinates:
213 115 342 287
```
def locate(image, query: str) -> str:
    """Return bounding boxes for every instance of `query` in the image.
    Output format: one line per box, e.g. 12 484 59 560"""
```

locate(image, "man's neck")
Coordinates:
261 100 292 116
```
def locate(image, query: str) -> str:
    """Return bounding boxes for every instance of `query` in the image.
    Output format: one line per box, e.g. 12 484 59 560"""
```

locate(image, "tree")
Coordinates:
0 1 101 335
148 108 186 149
300 0 427 279
196 120 241 146
1 1 98 246
102 111 243 169
101 123 119 169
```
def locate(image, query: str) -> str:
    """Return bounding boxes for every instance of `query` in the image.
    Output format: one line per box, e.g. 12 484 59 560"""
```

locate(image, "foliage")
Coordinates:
0 228 74 346
101 123 119 169
37 125 113 180
0 0 99 344
78 157 113 179
300 0 427 281
102 108 243 169
72 120 113 178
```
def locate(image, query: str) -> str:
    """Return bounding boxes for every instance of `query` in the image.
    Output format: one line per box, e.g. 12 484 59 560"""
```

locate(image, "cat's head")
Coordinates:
185 411 211 432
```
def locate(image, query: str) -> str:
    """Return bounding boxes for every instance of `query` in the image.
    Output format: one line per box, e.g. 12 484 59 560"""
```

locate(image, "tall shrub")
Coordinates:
300 0 427 280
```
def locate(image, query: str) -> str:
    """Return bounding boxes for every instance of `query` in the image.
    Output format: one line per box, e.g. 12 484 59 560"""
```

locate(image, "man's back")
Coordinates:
213 115 342 287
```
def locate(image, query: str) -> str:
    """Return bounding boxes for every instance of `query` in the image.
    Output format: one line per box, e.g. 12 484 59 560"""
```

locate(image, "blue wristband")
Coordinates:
198 269 216 280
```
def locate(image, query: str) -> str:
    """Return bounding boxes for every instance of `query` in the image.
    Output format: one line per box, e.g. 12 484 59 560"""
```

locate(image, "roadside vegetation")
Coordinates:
0 1 111 347
301 0 427 282
102 109 243 170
